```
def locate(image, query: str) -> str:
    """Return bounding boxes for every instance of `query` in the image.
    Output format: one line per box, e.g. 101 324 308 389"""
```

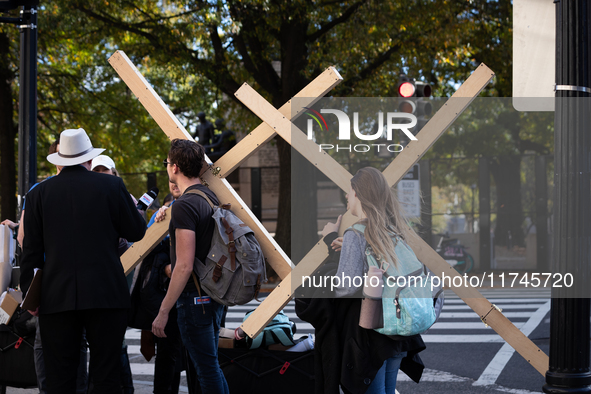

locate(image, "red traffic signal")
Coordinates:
398 81 416 98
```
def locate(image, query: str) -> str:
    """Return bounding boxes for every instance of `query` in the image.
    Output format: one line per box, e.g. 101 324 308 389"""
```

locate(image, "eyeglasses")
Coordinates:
163 160 171 168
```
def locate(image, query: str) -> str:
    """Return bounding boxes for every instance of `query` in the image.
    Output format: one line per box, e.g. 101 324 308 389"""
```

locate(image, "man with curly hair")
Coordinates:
152 139 228 393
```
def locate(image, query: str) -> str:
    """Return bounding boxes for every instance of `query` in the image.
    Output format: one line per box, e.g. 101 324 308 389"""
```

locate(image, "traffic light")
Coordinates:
396 75 432 133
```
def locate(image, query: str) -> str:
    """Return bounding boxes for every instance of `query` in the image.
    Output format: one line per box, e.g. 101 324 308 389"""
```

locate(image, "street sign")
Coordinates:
398 164 420 218
512 0 555 112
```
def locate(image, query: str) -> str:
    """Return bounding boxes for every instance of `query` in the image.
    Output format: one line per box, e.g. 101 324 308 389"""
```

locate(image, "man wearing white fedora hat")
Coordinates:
20 128 147 394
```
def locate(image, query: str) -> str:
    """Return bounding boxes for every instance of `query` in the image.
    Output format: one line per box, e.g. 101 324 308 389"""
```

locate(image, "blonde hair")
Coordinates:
351 167 415 267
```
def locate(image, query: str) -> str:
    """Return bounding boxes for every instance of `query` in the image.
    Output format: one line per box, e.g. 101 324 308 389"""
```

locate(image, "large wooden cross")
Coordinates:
109 51 549 376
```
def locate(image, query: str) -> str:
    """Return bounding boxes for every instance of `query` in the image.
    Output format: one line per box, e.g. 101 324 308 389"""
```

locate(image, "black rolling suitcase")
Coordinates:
0 311 37 389
190 347 315 394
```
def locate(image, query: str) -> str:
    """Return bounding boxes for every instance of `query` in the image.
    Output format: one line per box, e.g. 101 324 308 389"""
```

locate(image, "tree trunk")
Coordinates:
271 17 319 267
274 137 291 259
490 156 525 247
0 32 17 222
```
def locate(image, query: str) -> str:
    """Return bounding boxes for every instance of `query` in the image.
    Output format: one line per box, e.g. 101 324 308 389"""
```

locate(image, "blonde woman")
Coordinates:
320 167 425 393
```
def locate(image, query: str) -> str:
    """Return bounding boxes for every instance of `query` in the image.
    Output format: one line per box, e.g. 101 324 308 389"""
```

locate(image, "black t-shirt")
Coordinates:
169 184 219 292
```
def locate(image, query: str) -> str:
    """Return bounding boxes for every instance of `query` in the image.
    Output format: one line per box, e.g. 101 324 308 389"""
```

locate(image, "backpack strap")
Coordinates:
185 189 215 208
191 272 206 315
221 217 236 271
185 189 236 271
269 326 295 347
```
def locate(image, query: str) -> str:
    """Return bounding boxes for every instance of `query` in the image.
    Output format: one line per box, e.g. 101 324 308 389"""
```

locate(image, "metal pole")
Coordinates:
543 0 591 392
17 5 37 207
535 155 548 272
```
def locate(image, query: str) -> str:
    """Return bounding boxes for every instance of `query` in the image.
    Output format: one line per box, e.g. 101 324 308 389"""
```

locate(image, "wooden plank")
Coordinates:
240 272 293 337
109 51 293 279
121 215 171 275
215 67 343 178
234 84 352 192
241 235 336 336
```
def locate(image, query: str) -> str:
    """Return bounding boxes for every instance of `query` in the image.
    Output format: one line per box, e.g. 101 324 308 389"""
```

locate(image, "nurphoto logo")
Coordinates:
306 108 418 153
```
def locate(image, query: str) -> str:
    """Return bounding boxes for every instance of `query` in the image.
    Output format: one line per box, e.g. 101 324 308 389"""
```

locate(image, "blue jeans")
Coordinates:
365 351 407 394
176 291 229 394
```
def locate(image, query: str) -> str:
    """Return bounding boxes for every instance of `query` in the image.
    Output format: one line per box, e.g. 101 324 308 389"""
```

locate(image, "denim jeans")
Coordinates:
365 351 407 394
176 291 229 394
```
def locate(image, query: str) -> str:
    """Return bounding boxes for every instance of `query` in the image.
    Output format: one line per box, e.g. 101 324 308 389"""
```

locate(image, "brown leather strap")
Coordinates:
191 271 206 314
254 274 262 302
185 189 215 208
212 255 227 282
221 217 236 271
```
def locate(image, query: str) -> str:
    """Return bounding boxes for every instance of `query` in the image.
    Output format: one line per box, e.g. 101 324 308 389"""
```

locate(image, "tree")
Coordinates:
3 1 524 262
427 99 553 247
54 0 503 259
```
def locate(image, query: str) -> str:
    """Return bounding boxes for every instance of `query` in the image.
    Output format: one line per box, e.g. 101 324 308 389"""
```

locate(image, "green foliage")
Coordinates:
4 0 545 253
11 0 520 178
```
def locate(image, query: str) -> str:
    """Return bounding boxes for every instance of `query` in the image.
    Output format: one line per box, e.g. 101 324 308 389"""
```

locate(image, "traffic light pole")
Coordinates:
543 1 591 392
17 5 37 207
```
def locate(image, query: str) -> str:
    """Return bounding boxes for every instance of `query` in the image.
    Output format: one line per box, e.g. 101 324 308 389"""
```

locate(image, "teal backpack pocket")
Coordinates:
351 223 437 336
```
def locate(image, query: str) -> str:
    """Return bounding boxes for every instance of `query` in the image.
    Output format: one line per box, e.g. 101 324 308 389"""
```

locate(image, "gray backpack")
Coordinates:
186 189 267 306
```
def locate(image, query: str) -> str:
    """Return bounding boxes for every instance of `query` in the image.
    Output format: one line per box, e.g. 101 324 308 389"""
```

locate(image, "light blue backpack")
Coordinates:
243 310 295 349
351 224 436 336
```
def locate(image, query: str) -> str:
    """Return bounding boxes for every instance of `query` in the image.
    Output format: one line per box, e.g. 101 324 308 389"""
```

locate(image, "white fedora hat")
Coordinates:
47 128 104 166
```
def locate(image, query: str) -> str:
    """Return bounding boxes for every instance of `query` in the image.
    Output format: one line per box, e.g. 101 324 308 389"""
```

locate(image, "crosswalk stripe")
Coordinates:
441 304 543 311
443 298 549 304
439 311 533 319
430 322 523 330
129 363 186 376
422 335 504 343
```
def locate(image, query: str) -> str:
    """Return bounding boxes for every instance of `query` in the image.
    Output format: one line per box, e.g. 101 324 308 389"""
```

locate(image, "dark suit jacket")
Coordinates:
20 165 146 314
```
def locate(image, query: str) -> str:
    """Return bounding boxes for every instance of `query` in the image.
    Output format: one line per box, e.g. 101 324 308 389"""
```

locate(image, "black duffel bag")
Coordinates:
191 347 314 394
0 309 37 388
